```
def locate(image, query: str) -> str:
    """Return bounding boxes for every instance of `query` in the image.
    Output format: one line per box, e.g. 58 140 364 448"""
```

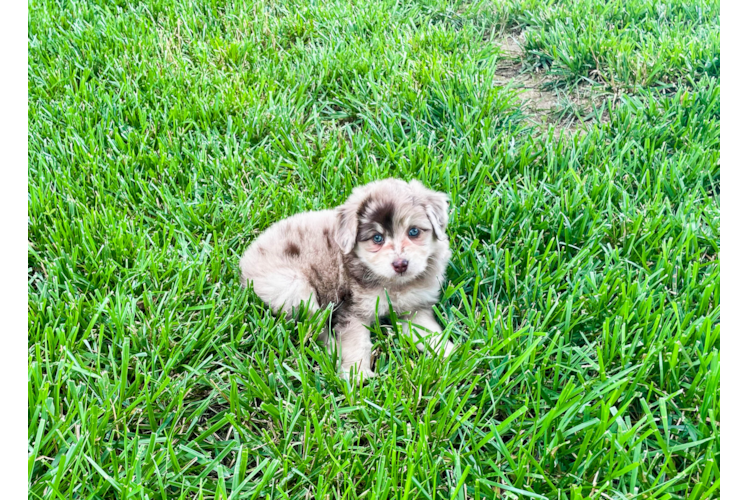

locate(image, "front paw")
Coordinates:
341 363 377 382
424 338 455 357
441 340 455 357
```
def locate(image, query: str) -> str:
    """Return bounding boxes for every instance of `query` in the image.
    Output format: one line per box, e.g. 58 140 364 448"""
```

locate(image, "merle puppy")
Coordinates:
240 178 454 379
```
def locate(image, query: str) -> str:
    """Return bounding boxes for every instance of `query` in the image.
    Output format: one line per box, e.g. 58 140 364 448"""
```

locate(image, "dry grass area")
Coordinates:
493 31 609 138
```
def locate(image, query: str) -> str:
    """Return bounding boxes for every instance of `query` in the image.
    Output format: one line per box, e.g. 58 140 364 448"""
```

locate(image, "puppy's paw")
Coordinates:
424 338 455 358
341 364 377 382
441 340 455 357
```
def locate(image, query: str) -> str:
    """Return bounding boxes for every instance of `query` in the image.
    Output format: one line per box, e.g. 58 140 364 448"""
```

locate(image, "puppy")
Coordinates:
239 178 454 379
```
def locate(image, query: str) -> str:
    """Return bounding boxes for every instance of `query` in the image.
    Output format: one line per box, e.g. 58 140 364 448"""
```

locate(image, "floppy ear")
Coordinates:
335 188 369 254
411 180 449 241
335 204 358 254
425 191 449 240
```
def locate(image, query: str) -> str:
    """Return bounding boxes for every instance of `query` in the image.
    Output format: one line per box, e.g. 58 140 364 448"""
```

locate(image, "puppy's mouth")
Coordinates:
392 269 410 279
392 268 418 280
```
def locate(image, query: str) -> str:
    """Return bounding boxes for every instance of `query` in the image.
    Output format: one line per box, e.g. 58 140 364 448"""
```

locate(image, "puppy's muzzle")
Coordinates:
392 259 409 274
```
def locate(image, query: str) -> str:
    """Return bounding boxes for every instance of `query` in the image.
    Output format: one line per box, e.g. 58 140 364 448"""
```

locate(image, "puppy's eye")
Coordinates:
408 227 420 238
372 234 384 244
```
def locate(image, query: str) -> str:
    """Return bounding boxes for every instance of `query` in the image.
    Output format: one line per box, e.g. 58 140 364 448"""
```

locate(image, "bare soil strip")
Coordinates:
493 32 609 138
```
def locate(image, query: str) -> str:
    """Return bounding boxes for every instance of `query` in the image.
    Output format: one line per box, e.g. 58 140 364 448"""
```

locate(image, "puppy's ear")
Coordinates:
412 181 449 240
335 205 357 254
425 192 449 240
335 189 368 254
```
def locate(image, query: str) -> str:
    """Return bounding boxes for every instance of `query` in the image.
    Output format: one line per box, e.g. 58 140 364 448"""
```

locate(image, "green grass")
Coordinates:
494 0 720 89
28 0 720 498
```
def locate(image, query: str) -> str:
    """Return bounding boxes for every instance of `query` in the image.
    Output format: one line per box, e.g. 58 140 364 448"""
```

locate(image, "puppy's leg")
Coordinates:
335 320 376 380
399 309 454 356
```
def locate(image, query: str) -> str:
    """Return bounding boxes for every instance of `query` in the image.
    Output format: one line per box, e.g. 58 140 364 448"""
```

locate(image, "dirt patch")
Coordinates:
493 32 609 138
498 32 524 58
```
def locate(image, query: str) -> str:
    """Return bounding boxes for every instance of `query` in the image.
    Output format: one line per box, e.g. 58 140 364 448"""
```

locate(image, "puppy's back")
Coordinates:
240 210 345 313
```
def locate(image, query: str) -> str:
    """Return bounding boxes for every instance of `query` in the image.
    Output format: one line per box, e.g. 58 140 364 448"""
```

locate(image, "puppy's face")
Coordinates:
335 179 450 284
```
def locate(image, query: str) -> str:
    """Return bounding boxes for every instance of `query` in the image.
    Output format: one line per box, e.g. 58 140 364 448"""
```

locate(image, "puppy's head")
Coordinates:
335 179 450 284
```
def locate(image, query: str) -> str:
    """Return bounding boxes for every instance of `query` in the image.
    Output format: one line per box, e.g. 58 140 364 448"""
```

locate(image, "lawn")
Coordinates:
28 0 720 498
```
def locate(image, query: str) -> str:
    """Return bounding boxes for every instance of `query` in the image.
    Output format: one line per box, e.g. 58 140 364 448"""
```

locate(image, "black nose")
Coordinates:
392 259 409 274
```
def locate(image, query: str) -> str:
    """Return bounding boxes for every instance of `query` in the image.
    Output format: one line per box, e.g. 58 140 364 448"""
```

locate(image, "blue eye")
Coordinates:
408 227 420 237
373 234 384 243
